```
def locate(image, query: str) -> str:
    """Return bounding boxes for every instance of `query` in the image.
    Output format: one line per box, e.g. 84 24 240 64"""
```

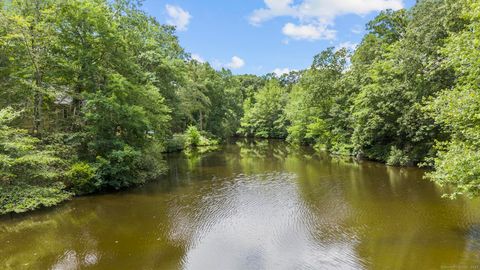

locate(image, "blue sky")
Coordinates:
142 0 416 75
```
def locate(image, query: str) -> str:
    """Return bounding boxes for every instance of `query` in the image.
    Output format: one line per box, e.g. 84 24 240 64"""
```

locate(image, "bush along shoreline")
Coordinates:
0 120 219 215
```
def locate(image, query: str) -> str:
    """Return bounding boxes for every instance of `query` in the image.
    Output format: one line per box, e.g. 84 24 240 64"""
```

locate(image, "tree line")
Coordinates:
0 0 479 214
238 0 480 199
0 0 259 214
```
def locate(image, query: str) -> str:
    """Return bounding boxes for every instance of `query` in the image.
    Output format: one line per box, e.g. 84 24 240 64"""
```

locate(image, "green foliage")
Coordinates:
0 183 71 215
184 126 218 148
0 107 72 214
425 0 480 198
176 64 244 138
426 141 480 199
0 107 66 184
165 134 186 153
185 126 201 147
351 56 408 161
0 0 187 213
305 118 331 149
1 0 246 211
65 162 97 195
386 146 412 166
159 127 220 153
285 48 348 148
239 80 288 138
94 145 145 190
1 0 480 215
348 2 462 164
244 0 477 199
366 9 408 43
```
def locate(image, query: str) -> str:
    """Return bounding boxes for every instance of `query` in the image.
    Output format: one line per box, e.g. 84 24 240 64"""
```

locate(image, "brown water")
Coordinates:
1 140 480 270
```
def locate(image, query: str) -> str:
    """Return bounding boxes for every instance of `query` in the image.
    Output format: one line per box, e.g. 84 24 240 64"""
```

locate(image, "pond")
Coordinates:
1 140 480 269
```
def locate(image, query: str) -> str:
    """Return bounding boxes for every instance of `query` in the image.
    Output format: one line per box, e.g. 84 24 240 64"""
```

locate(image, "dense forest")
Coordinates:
1 0 479 214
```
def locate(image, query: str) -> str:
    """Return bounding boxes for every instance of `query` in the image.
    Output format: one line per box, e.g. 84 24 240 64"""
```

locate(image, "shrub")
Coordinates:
386 146 412 166
0 183 72 214
165 134 186 152
0 107 73 214
66 162 98 195
426 141 480 199
198 132 219 146
184 126 219 147
94 145 144 190
185 126 201 147
330 142 354 156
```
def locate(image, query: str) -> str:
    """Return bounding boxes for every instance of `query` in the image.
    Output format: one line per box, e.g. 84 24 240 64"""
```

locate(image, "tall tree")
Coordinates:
0 0 56 135
239 79 288 138
426 0 480 198
285 47 348 149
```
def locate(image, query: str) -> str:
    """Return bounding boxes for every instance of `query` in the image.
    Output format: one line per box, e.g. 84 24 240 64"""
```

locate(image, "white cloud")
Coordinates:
250 0 403 24
250 0 296 26
336 41 358 51
191 53 205 63
165 4 191 31
227 56 245 69
212 56 246 70
282 22 336 40
250 0 403 40
351 25 363 34
273 68 295 76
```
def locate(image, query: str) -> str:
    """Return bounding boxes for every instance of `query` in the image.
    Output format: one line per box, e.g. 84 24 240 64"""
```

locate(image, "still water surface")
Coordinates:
2 140 480 269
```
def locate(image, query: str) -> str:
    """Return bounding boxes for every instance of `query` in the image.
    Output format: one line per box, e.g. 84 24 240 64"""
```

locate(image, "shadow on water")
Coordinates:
1 139 480 269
